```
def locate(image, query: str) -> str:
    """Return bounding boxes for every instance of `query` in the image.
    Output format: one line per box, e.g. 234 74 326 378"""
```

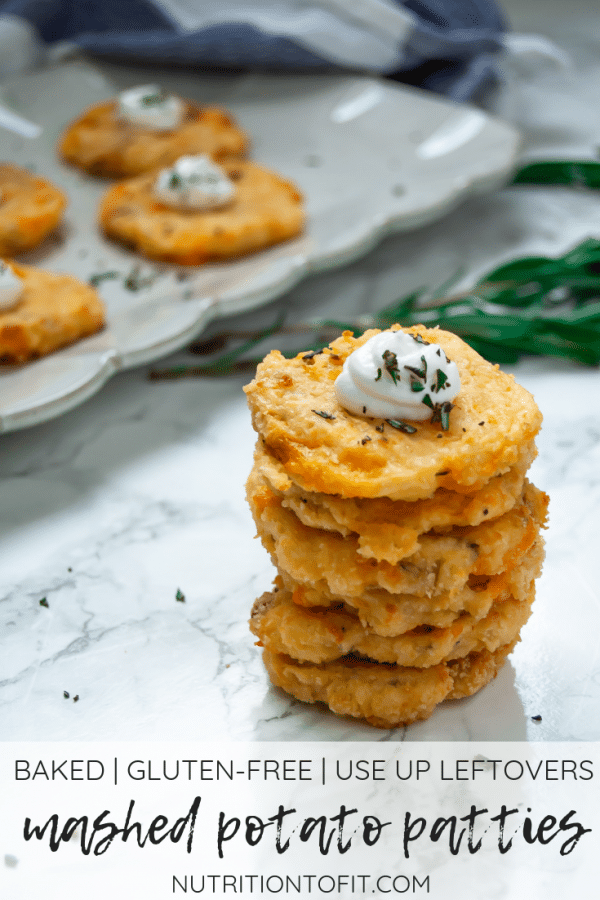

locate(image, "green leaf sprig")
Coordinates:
512 159 600 190
149 237 600 378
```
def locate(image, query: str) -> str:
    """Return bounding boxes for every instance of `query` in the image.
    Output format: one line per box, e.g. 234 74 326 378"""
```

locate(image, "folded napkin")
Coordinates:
0 0 506 99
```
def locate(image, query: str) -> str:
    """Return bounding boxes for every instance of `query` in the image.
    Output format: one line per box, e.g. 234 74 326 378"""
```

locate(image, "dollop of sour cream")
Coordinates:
116 84 184 131
0 261 23 312
154 155 236 211
335 329 460 421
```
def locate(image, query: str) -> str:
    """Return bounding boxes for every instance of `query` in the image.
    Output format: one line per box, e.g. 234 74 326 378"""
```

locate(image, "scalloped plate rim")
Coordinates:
0 61 520 433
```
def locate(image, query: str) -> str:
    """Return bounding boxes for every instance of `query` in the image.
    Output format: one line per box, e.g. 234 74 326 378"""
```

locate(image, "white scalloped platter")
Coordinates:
0 58 520 432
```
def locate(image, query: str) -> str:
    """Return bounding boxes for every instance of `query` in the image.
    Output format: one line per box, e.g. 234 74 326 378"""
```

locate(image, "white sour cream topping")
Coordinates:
335 330 461 421
154 155 236 211
116 84 184 131
0 261 23 312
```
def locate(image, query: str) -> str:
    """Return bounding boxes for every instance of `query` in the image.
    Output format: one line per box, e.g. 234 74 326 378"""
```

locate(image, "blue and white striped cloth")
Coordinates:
0 0 507 100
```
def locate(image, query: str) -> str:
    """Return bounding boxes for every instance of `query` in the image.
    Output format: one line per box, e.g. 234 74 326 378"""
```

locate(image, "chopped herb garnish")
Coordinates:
312 409 335 420
382 349 400 384
436 470 450 476
422 395 454 430
140 90 166 106
479 421 485 426
411 333 430 346
168 172 183 190
386 418 417 434
302 349 323 361
73 695 79 702
175 589 185 602
39 597 48 608
124 265 157 292
362 406 366 414
375 368 382 381
89 270 119 287
63 691 70 699
410 380 424 392
531 715 542 722
439 401 453 431
361 436 372 444
433 368 449 392
483 509 489 515
375 423 385 432
404 354 427 381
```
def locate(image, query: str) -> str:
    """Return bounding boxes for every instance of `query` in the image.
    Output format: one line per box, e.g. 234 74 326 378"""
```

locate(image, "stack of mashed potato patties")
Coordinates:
244 325 547 729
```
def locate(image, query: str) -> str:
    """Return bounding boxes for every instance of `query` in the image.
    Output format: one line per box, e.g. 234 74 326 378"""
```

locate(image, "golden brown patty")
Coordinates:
252 441 534 563
0 164 66 257
262 642 516 729
59 99 248 177
251 584 534 667
98 159 305 265
0 262 105 364
248 473 548 599
244 326 543 501
279 538 545 636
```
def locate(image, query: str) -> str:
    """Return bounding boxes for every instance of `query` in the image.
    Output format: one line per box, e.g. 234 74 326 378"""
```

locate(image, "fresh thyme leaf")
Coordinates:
39 597 48 608
386 418 417 434
175 589 185 602
312 409 335 420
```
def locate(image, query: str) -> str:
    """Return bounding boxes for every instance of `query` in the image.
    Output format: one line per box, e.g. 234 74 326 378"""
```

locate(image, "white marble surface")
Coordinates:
2 5 600 743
